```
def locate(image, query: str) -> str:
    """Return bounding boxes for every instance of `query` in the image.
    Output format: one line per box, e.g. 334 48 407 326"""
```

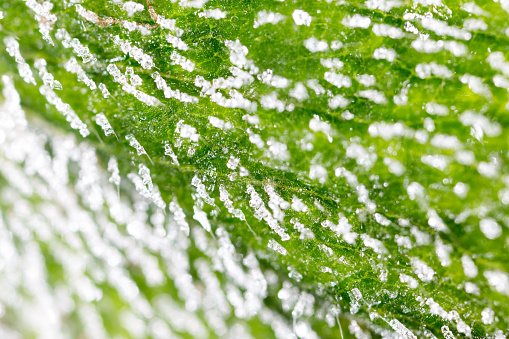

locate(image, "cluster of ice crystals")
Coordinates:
4 37 36 85
64 57 97 90
107 64 160 106
153 72 198 103
292 10 311 26
254 10 285 28
34 58 62 90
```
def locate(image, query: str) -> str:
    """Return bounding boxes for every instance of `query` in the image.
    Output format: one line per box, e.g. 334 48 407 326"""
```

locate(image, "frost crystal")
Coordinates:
94 113 114 136
479 218 502 240
411 258 435 282
389 319 416 339
292 10 311 26
5 37 36 85
268 239 288 256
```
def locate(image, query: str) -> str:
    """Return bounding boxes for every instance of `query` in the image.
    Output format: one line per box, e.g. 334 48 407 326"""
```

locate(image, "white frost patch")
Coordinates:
268 240 288 256
94 113 114 136
225 39 259 74
374 213 391 226
170 51 195 72
461 255 478 278
260 92 288 112
420 17 471 40
430 134 462 150
425 102 449 116
407 181 425 201
356 74 376 86
415 62 453 79
243 115 260 125
267 139 290 161
254 10 284 28
412 39 467 56
324 71 352 88
34 59 62 91
479 218 502 240
322 217 358 244
435 237 452 267
366 0 403 11
4 37 37 85
335 167 377 212
368 122 414 140
411 258 435 282
247 184 289 240
154 72 198 103
388 319 417 339
176 120 200 142
455 150 475 165
64 57 97 90
306 79 325 95
330 41 344 50
122 1 144 16
164 142 179 165
348 288 363 314
192 175 216 206
373 47 397 62
346 143 377 169
484 270 509 296
481 308 495 325
292 10 311 26
459 111 501 140
107 64 159 106
465 282 480 295
99 83 110 98
167 34 189 51
257 69 290 88
309 115 333 141
399 273 418 289
361 234 387 254
328 94 350 110
208 116 232 130
291 218 315 240
178 0 211 9
126 134 147 156
113 36 154 69
193 205 211 232
396 235 413 249
342 15 371 29
289 83 309 101
463 18 488 31
384 158 405 176
426 298 450 320
441 326 455 339
198 9 227 19
357 89 387 104
226 155 240 170
304 37 329 52
477 159 500 178
427 209 449 233
219 185 247 222
453 182 469 199
487 51 509 78
308 164 328 184
411 226 432 246
372 23 405 39
291 196 308 213
460 74 492 99
461 2 488 15
421 154 449 171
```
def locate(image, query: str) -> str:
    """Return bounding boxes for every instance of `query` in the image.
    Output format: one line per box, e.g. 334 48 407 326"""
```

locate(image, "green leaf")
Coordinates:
0 0 508 338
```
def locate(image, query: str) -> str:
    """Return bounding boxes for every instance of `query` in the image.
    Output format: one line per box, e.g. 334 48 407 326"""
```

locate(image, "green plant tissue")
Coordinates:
0 0 508 338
